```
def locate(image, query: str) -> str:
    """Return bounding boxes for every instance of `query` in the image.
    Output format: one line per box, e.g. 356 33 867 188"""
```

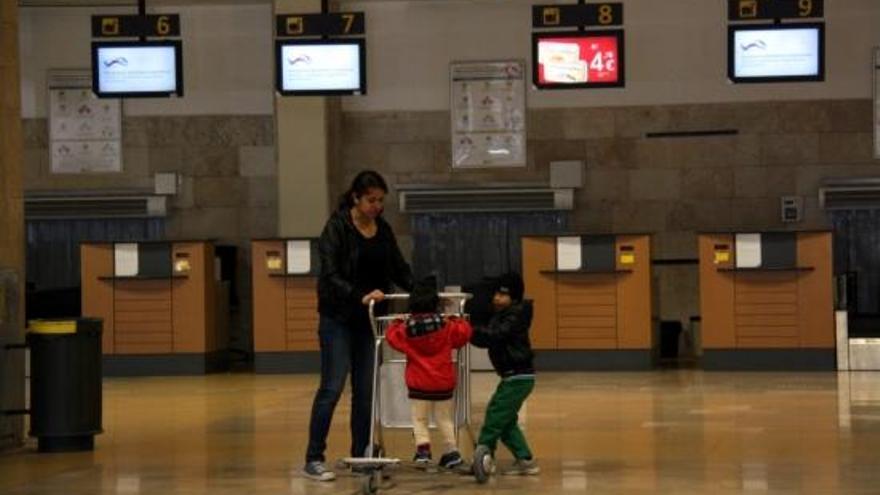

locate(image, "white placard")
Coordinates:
48 71 122 174
450 60 526 168
556 236 582 271
286 240 312 275
114 243 139 276
735 233 762 269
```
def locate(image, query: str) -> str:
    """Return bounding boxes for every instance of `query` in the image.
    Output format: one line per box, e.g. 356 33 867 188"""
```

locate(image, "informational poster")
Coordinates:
48 70 122 173
450 60 526 168
875 48 880 159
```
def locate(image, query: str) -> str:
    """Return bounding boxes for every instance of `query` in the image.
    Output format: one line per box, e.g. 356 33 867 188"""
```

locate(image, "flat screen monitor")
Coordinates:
92 40 183 98
533 30 625 89
276 38 366 96
728 23 824 83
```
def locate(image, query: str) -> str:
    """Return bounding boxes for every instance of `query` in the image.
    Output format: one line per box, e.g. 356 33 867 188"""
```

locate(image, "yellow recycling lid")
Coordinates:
29 319 77 335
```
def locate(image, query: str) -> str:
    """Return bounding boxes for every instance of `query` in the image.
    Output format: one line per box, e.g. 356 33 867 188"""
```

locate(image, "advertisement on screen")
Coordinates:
278 42 364 94
729 24 824 82
534 30 624 89
95 44 179 95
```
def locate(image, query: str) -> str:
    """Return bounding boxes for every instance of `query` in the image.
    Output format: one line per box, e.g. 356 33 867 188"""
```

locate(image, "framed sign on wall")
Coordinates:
450 60 526 168
48 69 122 174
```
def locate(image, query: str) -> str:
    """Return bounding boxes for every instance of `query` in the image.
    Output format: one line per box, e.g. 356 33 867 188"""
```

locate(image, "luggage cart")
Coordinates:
342 292 474 495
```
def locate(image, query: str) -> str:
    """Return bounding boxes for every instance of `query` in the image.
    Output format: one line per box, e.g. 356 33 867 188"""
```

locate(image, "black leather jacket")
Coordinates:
317 207 413 322
471 300 536 378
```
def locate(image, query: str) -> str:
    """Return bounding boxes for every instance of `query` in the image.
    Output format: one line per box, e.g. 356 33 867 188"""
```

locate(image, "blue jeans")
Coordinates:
305 315 376 463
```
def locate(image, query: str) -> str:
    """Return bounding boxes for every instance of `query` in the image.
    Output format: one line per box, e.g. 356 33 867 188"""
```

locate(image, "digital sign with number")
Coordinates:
727 0 823 21
91 14 180 38
728 23 824 83
275 12 365 37
532 3 623 28
275 38 366 96
533 30 624 89
92 40 183 98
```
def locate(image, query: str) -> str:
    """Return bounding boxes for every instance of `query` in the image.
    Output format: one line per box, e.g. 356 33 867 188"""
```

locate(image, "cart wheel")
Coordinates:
361 470 380 495
472 445 493 484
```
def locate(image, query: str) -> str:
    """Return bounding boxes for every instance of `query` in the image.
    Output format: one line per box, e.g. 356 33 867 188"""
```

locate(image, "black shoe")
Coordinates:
413 449 432 466
439 451 464 469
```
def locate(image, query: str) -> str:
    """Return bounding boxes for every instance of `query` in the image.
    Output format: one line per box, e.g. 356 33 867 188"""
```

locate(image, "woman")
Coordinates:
303 170 413 481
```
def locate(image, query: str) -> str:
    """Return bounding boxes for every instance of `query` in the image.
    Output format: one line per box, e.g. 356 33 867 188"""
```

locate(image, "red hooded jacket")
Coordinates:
385 314 472 400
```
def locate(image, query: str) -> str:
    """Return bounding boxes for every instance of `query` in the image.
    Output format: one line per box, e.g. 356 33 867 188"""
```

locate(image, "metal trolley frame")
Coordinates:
345 292 475 494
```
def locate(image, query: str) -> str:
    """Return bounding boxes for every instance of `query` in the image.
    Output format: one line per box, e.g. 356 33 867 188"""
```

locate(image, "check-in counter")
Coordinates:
251 238 319 373
522 234 653 370
81 241 226 375
698 231 834 370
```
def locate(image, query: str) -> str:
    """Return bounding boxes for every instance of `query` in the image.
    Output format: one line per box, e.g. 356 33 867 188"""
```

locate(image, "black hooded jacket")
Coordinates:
471 300 536 378
317 207 414 323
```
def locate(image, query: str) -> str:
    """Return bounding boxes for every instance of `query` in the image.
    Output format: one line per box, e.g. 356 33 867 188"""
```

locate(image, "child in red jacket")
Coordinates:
385 279 472 469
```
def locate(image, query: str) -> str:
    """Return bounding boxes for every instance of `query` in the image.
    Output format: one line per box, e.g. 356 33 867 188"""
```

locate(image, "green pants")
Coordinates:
477 376 535 460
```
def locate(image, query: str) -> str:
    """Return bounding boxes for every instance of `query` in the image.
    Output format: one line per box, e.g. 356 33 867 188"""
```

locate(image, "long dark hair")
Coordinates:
338 170 389 209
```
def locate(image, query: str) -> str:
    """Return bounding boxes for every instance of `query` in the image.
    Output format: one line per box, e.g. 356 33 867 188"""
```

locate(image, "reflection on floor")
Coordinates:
2 370 880 494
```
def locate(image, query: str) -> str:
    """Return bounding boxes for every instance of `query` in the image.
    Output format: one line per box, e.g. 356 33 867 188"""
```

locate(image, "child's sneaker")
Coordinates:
501 458 540 476
472 444 494 483
302 461 336 481
413 445 432 466
439 450 464 469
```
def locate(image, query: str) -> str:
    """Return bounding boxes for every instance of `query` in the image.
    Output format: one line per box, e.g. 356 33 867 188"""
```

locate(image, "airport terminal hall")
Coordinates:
3 0 880 493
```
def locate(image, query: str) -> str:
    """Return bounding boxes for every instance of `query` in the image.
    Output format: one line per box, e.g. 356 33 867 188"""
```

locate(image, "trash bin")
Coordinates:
659 320 682 359
27 318 103 453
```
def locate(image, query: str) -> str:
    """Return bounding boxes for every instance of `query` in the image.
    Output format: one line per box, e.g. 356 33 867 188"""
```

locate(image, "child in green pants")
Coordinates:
470 272 539 482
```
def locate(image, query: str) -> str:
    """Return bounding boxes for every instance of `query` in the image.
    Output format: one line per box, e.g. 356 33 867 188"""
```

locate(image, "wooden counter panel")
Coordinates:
736 325 799 338
699 234 736 349
115 342 173 354
558 337 618 349
797 232 834 348
558 303 617 317
81 243 115 354
522 237 557 349
252 241 288 352
736 336 799 348
115 332 174 344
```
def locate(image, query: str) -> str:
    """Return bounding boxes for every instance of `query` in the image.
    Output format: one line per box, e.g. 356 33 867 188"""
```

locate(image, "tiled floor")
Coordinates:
2 370 880 494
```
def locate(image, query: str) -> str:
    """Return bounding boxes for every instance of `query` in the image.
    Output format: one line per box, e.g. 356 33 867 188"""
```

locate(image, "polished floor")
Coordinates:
2 370 880 494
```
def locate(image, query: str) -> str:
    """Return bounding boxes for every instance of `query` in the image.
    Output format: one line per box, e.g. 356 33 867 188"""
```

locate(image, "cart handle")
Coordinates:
380 292 473 300
368 292 472 338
